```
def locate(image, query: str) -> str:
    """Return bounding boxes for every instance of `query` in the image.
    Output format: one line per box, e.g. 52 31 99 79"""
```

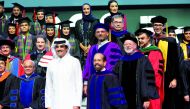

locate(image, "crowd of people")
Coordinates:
0 0 190 109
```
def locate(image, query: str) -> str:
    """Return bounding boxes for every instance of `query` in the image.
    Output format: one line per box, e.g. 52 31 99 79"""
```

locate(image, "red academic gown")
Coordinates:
140 46 164 109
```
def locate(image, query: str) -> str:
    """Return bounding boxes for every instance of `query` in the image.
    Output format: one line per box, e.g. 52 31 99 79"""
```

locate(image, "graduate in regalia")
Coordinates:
57 20 80 59
0 54 19 109
83 23 122 94
151 16 180 109
1 60 46 109
180 26 190 109
113 34 159 109
135 29 164 109
87 53 127 109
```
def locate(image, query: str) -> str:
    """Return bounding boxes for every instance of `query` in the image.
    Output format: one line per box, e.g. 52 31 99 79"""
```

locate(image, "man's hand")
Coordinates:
184 95 190 102
73 106 80 109
143 101 150 109
83 85 87 95
169 79 177 88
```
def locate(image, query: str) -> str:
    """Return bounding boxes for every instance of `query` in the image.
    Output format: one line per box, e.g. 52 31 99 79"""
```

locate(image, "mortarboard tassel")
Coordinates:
109 29 111 42
58 25 61 38
166 23 168 37
16 22 19 36
22 9 26 17
53 12 56 24
33 8 37 22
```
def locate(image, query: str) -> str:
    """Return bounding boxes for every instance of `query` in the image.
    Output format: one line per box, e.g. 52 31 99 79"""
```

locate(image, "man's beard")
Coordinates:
124 48 134 54
94 64 103 71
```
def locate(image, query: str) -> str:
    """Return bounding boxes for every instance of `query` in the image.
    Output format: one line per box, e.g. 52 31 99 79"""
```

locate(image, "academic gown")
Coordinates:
0 72 19 109
87 70 127 109
111 30 129 54
156 37 181 109
180 40 190 109
25 50 47 77
113 52 159 109
3 73 45 109
140 46 164 109
83 42 122 81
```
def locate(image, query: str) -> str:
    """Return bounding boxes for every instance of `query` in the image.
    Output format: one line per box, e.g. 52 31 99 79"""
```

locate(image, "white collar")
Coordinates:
98 40 109 49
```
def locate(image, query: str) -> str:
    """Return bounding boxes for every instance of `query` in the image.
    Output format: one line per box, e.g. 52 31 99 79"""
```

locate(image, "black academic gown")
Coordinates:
113 52 159 109
87 70 127 109
29 50 47 77
156 37 181 109
2 73 45 109
0 72 19 109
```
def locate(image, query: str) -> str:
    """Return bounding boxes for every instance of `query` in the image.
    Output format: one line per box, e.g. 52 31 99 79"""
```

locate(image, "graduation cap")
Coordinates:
8 23 16 27
12 3 24 11
36 7 45 13
0 54 7 62
45 11 58 17
163 26 177 33
94 23 109 32
57 20 73 28
120 33 137 44
45 23 55 28
33 7 45 22
151 16 167 24
135 29 153 37
0 1 4 7
0 39 15 50
183 26 190 32
18 17 31 24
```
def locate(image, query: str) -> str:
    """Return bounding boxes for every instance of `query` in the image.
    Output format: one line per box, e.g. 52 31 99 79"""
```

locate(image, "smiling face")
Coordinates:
0 45 11 56
55 44 68 58
8 26 16 35
93 53 106 72
153 23 164 35
123 40 137 54
37 11 44 20
137 33 150 48
83 4 91 16
46 28 55 37
62 27 70 36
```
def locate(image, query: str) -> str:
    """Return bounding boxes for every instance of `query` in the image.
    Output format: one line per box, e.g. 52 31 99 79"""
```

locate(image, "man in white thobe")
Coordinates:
45 38 82 109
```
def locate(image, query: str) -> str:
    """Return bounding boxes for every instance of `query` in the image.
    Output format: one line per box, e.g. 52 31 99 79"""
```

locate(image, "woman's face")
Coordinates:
83 4 91 16
109 2 118 14
8 26 16 35
37 11 44 20
62 27 70 36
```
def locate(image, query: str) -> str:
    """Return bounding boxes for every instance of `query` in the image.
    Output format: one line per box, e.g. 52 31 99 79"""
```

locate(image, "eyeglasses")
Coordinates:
55 45 66 48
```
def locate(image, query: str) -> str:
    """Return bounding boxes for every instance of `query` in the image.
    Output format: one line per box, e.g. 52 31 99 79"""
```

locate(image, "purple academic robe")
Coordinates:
83 42 122 81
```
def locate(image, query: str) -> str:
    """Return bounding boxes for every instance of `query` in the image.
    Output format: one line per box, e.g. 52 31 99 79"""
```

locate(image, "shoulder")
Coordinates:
75 19 82 24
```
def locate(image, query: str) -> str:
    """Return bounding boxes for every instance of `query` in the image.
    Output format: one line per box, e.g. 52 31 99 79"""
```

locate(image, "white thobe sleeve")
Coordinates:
73 59 83 107
45 65 53 108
